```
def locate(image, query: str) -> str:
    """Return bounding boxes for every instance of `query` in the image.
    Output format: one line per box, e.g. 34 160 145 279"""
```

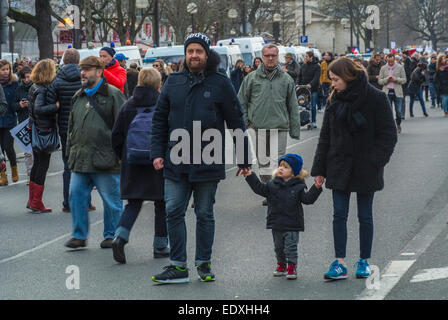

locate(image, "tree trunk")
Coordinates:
35 0 54 59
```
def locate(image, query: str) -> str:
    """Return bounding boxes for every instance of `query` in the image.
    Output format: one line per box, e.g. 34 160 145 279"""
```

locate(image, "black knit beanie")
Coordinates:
184 33 211 56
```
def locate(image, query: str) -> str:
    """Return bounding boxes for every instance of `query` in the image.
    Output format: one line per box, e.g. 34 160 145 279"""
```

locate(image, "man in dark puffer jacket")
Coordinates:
47 48 95 212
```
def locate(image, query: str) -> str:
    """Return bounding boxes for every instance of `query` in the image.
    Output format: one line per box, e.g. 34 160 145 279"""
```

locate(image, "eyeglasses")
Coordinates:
263 55 278 59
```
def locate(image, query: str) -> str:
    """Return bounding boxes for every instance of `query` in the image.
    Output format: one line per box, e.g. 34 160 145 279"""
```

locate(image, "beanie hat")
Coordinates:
184 33 211 56
100 47 116 58
278 153 303 177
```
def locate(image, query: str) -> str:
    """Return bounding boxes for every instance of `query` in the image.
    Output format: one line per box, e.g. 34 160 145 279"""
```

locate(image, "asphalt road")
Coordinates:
1 103 448 300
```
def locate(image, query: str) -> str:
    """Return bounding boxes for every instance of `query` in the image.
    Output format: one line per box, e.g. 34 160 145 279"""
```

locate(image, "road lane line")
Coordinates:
0 220 103 265
357 203 448 300
410 267 448 283
8 170 65 186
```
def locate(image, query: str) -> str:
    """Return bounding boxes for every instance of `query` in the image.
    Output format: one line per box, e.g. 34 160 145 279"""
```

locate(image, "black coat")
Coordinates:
246 174 322 231
408 67 426 95
151 50 250 183
367 61 382 90
298 57 321 92
435 67 448 95
285 60 300 84
127 69 139 98
46 64 82 135
14 80 33 123
311 72 397 193
28 84 58 129
111 86 164 200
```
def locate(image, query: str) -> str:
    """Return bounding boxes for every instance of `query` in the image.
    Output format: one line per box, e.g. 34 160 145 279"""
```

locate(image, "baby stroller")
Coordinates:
296 85 312 130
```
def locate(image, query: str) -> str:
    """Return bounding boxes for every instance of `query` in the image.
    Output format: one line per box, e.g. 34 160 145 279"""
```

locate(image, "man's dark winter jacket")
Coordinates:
246 174 322 231
311 72 397 193
367 61 382 90
46 64 81 135
151 50 250 183
28 84 58 129
297 57 321 92
112 86 164 201
14 80 33 123
126 68 139 97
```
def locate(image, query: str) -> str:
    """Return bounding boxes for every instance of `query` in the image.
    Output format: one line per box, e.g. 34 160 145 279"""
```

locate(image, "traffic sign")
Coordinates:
300 35 308 45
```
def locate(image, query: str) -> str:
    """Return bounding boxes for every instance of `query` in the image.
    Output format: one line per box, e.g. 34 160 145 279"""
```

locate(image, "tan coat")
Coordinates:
378 63 407 98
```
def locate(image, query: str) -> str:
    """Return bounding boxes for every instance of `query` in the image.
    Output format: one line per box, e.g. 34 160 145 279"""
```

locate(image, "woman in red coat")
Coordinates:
99 47 127 94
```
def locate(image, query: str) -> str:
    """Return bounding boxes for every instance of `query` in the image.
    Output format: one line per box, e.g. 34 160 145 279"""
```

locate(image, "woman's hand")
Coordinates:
314 176 325 188
153 158 164 170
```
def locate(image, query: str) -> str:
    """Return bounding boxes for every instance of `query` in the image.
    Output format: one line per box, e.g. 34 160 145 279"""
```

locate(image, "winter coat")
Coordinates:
103 59 127 94
237 65 301 138
285 59 300 84
320 60 332 84
28 84 58 129
46 64 82 135
126 68 139 97
408 67 426 95
151 50 250 183
246 174 322 231
426 63 437 84
230 67 244 93
311 72 397 193
111 86 164 201
435 67 448 95
0 80 19 128
14 80 33 123
67 78 126 174
367 61 382 90
0 82 10 117
378 63 407 98
297 57 321 92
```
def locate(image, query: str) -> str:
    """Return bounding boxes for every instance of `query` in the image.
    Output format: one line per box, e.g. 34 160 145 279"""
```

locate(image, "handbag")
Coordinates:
86 95 117 170
31 125 60 153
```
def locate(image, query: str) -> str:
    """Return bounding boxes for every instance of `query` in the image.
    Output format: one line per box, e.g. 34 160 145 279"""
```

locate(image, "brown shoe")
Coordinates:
11 165 19 183
397 125 401 134
65 238 87 249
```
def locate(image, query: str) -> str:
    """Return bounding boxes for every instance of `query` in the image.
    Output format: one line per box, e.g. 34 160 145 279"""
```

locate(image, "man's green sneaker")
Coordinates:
196 263 215 282
152 265 189 284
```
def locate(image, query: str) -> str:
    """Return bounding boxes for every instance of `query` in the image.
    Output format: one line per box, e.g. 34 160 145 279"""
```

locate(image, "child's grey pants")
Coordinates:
272 230 299 264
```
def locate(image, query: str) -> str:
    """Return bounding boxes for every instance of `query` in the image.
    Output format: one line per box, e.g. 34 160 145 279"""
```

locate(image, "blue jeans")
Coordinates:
428 82 437 107
409 89 427 115
164 175 218 268
311 91 318 124
332 190 375 259
387 91 402 126
69 172 123 240
441 95 448 113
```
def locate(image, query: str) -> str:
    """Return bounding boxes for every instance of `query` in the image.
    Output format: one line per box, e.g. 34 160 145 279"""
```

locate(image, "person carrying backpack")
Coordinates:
110 68 169 263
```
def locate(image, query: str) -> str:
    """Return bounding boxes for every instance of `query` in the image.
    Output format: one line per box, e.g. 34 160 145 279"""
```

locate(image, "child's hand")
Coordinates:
236 167 252 177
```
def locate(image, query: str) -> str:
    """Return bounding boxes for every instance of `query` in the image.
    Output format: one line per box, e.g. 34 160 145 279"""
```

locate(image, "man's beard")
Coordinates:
82 77 96 88
187 58 207 73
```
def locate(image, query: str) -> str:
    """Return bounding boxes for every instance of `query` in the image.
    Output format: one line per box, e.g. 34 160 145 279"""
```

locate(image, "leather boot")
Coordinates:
11 165 19 183
0 171 8 186
30 183 52 213
27 181 35 209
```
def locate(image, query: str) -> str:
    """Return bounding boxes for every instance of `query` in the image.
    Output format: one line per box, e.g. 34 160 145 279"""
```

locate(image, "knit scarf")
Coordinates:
260 63 281 81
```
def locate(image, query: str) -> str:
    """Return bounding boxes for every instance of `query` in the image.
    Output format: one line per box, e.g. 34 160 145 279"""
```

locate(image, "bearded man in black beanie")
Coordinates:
150 33 251 284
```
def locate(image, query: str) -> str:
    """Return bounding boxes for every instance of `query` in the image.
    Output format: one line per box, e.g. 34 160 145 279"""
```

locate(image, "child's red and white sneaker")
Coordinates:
286 263 297 280
273 261 287 276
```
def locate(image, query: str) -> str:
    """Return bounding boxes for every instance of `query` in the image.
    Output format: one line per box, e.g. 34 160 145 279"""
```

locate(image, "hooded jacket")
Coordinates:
246 173 322 231
103 59 127 94
151 50 250 183
28 84 58 129
311 72 397 193
46 64 82 135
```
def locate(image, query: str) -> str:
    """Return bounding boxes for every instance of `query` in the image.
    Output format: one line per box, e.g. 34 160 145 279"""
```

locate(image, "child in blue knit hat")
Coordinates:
242 153 323 279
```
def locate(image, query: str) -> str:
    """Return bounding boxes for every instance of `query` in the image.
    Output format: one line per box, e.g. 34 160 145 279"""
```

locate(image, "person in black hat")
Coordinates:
99 47 127 94
151 33 251 284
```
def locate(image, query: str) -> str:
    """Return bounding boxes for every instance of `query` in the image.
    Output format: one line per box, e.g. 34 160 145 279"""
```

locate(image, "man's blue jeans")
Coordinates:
69 172 123 240
428 82 438 107
409 89 427 116
387 91 403 126
164 175 218 268
332 190 375 259
311 91 318 124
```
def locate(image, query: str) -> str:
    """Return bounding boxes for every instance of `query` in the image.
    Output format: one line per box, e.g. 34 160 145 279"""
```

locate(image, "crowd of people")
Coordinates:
1 34 447 285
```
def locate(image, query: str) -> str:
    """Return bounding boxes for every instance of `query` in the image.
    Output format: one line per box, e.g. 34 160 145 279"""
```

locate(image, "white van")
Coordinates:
217 37 264 67
1 52 20 63
60 46 143 68
294 46 308 64
143 45 185 68
211 45 243 77
277 45 287 64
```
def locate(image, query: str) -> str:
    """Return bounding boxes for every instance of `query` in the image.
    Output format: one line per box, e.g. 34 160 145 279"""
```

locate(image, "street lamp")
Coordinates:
187 2 198 33
273 13 281 43
228 8 238 37
7 17 15 63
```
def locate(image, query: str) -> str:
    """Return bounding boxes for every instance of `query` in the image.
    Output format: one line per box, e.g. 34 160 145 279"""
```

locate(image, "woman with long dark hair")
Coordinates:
311 57 397 280
435 54 448 116
27 59 59 213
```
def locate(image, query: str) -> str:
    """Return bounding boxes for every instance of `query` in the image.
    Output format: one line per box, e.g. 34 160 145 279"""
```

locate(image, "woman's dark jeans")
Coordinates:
115 199 168 248
332 190 375 259
0 127 17 167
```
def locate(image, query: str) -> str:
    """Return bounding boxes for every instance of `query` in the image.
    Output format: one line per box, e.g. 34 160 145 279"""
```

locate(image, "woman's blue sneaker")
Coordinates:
354 259 371 278
324 260 348 280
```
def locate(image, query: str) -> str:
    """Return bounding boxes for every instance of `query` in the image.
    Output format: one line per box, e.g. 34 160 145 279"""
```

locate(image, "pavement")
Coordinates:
1 102 448 300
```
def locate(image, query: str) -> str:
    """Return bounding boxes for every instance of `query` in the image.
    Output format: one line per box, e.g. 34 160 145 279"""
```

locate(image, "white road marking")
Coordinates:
8 170 64 186
410 267 448 283
357 203 448 300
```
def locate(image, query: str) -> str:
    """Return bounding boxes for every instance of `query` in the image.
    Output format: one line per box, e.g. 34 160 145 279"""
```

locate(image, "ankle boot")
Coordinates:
11 165 19 183
27 181 35 209
0 171 8 186
30 183 52 213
